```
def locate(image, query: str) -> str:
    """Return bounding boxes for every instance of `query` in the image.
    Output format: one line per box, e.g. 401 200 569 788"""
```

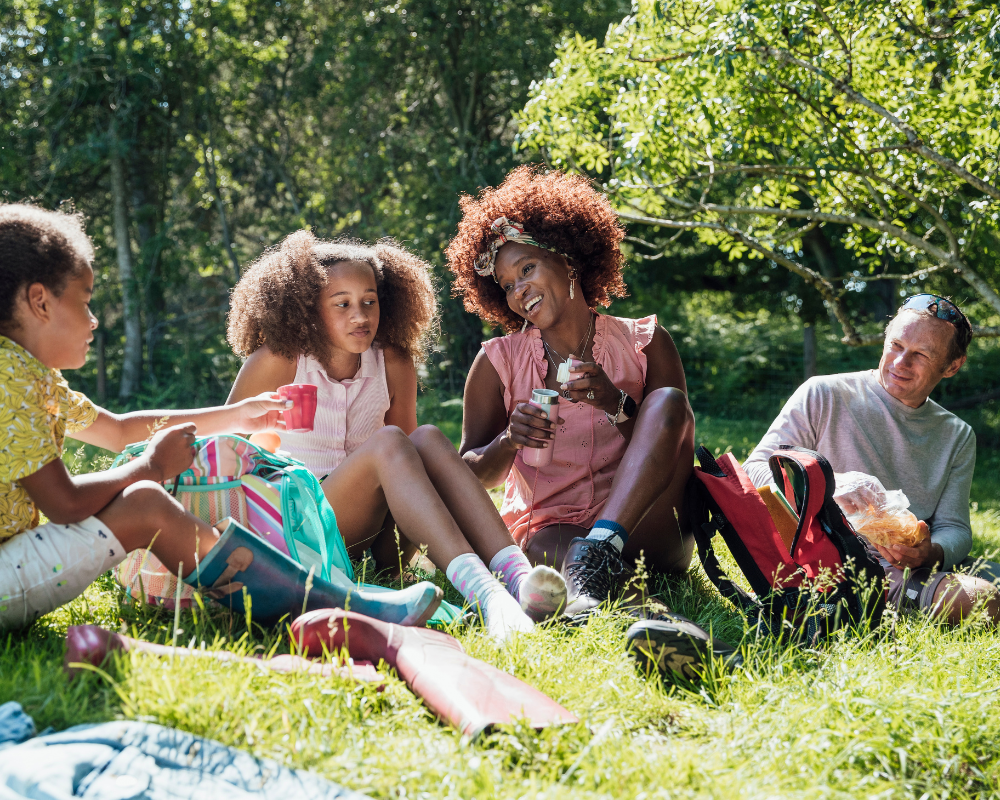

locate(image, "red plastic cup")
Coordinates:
278 384 318 432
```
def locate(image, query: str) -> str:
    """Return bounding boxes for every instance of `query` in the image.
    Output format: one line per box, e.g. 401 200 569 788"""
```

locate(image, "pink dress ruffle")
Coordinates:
482 313 656 547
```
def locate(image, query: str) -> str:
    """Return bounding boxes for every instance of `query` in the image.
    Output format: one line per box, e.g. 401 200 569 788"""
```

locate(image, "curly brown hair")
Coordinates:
0 203 94 334
227 229 436 363
446 166 627 332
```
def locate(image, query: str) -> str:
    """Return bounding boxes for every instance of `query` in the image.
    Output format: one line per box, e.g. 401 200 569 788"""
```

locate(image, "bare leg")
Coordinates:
369 511 420 575
321 426 474 571
408 425 519 562
559 388 694 615
409 425 567 621
594 387 695 574
931 573 1000 625
96 481 219 577
524 524 589 570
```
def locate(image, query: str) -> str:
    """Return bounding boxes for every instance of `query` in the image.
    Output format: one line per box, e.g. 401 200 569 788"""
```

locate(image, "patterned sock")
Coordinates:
489 545 532 598
446 553 533 641
586 519 629 552
489 545 567 621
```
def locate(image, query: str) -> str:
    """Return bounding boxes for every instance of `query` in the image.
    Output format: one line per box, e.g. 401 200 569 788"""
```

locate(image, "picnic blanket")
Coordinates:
0 702 369 800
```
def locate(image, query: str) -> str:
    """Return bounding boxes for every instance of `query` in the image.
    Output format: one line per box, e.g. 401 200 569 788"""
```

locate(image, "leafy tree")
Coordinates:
215 0 631 389
518 0 1000 344
3 0 631 402
1 0 247 401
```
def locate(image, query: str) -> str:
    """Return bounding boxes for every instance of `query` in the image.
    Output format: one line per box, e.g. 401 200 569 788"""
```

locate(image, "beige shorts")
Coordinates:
0 517 126 630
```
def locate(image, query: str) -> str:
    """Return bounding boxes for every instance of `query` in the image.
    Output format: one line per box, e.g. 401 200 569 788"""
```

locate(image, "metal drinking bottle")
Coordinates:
523 388 559 468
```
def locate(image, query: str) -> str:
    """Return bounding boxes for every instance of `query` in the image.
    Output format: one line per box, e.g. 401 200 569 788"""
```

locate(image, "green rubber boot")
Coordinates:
184 519 442 627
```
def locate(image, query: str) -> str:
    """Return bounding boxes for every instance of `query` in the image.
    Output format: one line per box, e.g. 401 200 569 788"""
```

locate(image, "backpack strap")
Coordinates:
767 447 843 574
682 471 762 615
278 465 355 583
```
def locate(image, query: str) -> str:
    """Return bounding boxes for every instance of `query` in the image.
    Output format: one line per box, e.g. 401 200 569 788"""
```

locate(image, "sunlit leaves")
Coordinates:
519 0 1000 335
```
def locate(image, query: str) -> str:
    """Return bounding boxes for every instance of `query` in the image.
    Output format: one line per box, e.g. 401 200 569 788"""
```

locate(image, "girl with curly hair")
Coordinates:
450 167 697 618
227 230 566 640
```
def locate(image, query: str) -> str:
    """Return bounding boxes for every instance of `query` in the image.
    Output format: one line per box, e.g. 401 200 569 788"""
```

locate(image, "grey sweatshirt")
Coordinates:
743 370 975 568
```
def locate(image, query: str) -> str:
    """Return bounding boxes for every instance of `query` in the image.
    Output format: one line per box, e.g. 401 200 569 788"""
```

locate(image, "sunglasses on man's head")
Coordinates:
899 293 970 331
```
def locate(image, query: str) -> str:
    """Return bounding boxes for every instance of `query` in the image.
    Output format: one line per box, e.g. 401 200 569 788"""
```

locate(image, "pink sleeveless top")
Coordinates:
279 346 391 476
482 313 657 546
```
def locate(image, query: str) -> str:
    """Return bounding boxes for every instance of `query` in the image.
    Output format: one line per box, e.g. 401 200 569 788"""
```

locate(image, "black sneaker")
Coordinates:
562 537 630 617
625 611 743 680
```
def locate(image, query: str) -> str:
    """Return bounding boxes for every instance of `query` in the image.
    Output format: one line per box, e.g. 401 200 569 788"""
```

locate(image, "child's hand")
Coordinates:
235 392 293 432
141 423 197 482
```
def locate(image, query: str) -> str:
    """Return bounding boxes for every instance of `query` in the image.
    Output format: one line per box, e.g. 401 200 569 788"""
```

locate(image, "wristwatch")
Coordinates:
606 389 637 426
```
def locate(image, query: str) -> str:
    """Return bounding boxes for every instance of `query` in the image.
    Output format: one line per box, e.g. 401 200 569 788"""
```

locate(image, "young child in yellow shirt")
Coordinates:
0 203 441 629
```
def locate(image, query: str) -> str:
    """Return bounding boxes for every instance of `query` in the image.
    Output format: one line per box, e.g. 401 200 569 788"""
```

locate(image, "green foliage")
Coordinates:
518 0 1000 343
0 0 629 404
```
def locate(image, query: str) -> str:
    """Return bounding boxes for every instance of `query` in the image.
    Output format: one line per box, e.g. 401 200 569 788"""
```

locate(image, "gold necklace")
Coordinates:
542 312 594 365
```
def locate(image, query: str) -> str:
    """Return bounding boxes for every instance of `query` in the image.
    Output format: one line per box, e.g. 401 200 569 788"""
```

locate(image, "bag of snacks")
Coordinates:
833 472 926 548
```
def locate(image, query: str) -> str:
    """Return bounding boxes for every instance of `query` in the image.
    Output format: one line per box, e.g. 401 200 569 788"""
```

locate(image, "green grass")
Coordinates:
5 417 1000 798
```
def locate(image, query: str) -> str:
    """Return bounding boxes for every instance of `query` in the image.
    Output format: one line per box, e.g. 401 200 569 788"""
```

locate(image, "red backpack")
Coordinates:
681 445 886 642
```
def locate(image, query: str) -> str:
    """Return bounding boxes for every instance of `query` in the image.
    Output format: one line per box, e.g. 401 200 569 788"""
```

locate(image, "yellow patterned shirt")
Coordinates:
0 336 98 541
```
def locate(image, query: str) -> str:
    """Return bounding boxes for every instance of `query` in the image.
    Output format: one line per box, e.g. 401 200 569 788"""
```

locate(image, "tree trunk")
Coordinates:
803 323 817 381
131 175 160 388
204 137 241 283
110 130 142 401
95 330 107 404
802 226 841 333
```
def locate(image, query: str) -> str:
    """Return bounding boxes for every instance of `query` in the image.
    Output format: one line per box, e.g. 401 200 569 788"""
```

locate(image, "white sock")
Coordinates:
489 544 566 621
446 553 533 641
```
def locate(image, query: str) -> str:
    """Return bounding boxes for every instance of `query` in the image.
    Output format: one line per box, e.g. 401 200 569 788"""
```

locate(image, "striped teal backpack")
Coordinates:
112 434 460 625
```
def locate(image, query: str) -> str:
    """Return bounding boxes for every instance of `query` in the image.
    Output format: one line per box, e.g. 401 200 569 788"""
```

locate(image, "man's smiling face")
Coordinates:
878 310 965 408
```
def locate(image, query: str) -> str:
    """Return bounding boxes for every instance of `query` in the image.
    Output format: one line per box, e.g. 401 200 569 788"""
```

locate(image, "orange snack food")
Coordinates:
854 506 926 548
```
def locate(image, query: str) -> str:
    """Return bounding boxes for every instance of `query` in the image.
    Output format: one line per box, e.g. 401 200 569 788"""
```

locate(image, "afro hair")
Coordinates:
227 229 436 364
446 166 627 332
0 203 94 333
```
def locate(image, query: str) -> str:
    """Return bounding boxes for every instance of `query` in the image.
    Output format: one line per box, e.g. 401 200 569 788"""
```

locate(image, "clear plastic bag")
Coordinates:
833 472 926 548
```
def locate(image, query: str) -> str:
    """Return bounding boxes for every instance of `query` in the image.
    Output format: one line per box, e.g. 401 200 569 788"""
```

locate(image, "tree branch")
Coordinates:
617 208 863 343
839 263 950 282
942 387 1000 411
750 45 1000 200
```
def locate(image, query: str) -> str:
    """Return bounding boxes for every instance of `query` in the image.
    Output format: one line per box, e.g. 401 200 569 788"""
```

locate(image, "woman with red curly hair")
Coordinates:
451 167 696 618
227 230 566 640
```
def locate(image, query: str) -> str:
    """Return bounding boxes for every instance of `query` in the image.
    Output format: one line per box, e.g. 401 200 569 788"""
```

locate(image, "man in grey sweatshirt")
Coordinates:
744 295 998 624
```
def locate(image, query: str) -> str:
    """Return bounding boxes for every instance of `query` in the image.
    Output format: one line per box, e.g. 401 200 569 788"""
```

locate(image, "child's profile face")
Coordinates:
48 264 98 370
318 259 379 357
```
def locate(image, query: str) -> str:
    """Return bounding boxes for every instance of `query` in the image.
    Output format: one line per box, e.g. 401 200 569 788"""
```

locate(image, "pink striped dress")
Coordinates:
278 346 391 476
482 313 657 547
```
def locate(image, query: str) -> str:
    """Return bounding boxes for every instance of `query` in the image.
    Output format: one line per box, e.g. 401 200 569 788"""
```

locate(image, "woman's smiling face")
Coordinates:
494 242 572 330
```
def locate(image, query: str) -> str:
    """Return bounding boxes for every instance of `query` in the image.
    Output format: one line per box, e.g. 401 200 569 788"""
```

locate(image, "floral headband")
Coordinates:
473 216 567 280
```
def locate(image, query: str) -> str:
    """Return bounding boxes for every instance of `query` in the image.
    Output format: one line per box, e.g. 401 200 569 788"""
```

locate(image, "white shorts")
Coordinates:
0 517 126 630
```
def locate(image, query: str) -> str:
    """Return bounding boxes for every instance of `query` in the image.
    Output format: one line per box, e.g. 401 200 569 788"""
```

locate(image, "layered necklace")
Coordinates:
542 312 594 398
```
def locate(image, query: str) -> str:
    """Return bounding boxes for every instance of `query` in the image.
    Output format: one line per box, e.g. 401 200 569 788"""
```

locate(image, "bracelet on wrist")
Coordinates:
606 389 628 427
605 390 639 426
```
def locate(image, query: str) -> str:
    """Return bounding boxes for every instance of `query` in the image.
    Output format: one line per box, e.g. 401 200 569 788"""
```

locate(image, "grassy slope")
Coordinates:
3 416 1000 799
